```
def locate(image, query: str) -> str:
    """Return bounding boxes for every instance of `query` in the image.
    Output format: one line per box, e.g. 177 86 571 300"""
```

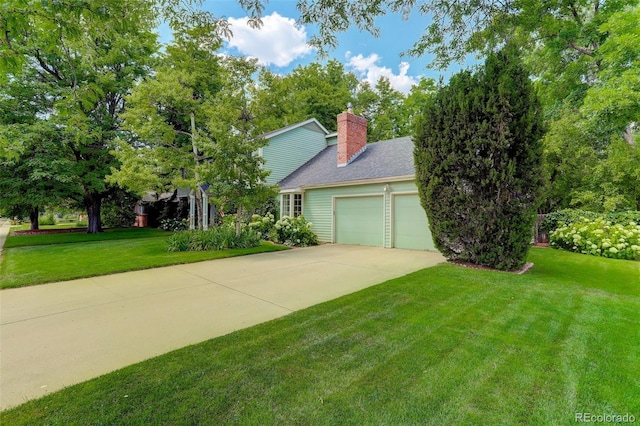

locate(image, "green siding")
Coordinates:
335 196 384 246
303 183 391 244
301 180 436 250
392 193 434 250
263 126 327 185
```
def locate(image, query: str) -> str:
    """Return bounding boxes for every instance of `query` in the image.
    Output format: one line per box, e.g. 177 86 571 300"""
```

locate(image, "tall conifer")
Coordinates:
414 46 545 270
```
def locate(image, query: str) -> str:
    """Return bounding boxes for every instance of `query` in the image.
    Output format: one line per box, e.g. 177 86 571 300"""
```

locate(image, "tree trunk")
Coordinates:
29 207 39 231
235 205 243 238
623 124 636 146
85 192 103 233
195 189 203 230
190 112 203 230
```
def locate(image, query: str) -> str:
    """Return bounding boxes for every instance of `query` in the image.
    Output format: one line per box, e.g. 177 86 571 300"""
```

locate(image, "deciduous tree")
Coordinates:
109 24 224 230
0 69 77 229
253 60 358 132
205 58 276 236
1 0 158 233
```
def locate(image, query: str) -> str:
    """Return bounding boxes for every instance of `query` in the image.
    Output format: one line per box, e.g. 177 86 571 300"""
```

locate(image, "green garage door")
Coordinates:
393 194 434 250
335 196 384 246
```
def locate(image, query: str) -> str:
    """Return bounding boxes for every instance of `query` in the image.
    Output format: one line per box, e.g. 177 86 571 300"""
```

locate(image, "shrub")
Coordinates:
102 189 138 228
39 212 56 226
550 217 640 260
166 231 192 252
542 209 640 233
159 218 188 232
248 213 275 240
606 211 640 226
414 45 544 270
272 215 319 247
166 226 261 252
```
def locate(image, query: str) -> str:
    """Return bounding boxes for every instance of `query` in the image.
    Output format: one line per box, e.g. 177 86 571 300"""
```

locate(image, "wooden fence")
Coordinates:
533 214 548 244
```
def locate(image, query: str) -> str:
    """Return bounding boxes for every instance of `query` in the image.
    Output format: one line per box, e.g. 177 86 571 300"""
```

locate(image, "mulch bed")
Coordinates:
533 242 549 248
12 228 88 236
448 260 535 275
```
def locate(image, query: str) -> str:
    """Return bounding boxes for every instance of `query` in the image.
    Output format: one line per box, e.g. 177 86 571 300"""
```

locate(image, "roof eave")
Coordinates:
279 174 415 192
260 118 329 139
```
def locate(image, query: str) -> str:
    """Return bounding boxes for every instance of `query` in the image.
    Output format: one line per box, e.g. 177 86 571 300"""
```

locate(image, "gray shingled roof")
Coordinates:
279 136 415 190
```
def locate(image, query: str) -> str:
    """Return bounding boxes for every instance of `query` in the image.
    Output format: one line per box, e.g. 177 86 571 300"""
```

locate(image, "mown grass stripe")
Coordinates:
1 248 638 425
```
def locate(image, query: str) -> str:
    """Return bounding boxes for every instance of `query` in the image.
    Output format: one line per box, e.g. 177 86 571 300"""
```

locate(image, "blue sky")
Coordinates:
158 0 472 93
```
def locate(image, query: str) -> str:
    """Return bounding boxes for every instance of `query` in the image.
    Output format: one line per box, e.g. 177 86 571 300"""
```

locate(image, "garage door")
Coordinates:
393 194 434 250
334 196 384 246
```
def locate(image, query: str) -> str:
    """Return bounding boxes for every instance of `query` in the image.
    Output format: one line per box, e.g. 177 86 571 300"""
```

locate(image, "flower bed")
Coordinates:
12 228 88 236
249 214 319 247
550 217 640 260
166 226 260 252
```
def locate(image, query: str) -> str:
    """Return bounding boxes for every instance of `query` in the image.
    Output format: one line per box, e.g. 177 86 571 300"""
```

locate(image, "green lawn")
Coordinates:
0 229 289 288
4 227 170 248
2 248 638 424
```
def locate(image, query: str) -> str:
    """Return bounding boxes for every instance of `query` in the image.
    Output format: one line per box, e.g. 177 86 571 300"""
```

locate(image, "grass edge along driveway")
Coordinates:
0 228 289 289
2 248 638 424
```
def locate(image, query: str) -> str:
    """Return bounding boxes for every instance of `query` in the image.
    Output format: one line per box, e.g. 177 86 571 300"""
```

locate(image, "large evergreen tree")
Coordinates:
414 46 545 270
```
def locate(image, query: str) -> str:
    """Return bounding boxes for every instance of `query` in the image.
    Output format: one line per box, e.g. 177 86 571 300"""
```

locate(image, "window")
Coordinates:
281 193 303 217
282 194 290 217
293 194 302 217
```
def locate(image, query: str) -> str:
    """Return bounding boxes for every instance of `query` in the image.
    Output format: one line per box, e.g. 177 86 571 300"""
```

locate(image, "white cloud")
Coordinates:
345 52 419 94
227 12 313 67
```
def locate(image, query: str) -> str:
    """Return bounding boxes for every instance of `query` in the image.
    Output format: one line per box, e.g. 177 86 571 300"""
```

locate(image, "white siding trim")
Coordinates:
280 188 304 194
293 175 415 191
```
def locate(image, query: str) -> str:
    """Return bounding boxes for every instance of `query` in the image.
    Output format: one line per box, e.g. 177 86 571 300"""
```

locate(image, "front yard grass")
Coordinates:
2 248 638 424
4 227 170 248
0 229 288 288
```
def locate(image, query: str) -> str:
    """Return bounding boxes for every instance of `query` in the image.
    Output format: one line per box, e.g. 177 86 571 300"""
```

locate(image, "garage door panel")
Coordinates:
393 194 434 250
335 196 383 247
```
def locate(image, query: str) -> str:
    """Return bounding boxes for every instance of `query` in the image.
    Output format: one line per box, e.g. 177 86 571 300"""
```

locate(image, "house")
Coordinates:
262 108 435 251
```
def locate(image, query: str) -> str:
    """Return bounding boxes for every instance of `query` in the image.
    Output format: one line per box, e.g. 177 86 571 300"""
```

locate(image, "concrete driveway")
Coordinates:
0 244 444 410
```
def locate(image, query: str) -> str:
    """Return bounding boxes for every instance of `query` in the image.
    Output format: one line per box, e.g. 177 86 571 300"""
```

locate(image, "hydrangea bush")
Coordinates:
550 217 640 260
256 214 318 247
159 218 188 232
542 209 640 233
248 212 275 240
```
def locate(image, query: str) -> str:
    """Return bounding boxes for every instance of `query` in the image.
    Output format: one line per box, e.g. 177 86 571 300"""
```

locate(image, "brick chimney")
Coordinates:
337 105 367 167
